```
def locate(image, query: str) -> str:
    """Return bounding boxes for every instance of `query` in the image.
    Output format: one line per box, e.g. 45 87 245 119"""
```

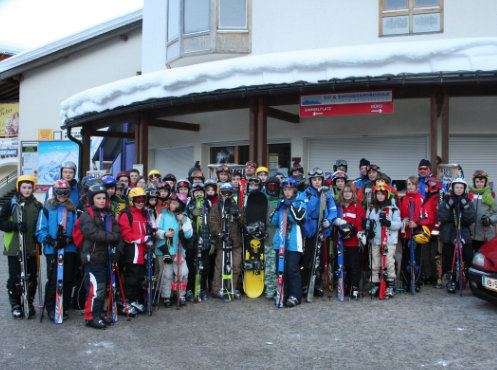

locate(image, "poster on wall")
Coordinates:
21 142 39 180
37 141 79 186
0 103 19 158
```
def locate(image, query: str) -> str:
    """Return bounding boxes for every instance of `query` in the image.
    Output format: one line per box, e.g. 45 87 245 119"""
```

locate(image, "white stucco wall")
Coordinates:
19 29 142 142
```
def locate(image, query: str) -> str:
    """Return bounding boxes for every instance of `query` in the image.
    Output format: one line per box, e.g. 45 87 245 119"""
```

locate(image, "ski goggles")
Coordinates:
245 161 257 168
368 164 380 173
54 188 71 197
220 190 233 197
418 166 431 171
133 197 146 204
473 170 488 178
308 168 324 177
149 173 161 180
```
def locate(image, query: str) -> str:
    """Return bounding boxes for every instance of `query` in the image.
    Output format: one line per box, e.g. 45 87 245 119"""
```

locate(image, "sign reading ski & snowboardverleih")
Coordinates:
300 90 394 117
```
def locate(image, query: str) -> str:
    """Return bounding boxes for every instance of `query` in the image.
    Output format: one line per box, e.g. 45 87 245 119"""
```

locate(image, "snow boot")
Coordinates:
386 279 395 298
214 289 224 299
200 290 208 301
233 290 241 299
446 280 456 293
164 298 172 308
185 290 194 302
351 286 360 300
11 305 23 319
285 296 300 307
180 297 186 306
369 284 379 296
86 317 106 329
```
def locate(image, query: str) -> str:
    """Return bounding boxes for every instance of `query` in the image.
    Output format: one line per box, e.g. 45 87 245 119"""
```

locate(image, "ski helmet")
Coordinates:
290 159 304 175
281 177 297 189
163 173 177 183
265 177 280 197
128 187 147 207
427 177 443 194
451 177 467 193
308 167 325 181
332 171 348 184
247 176 262 192
191 182 205 198
413 225 431 245
116 171 131 183
102 175 117 188
115 181 124 192
169 193 187 213
83 178 104 194
60 160 77 178
176 178 191 192
372 181 391 200
256 166 269 176
337 222 357 240
333 159 348 173
204 178 218 194
219 182 234 197
53 179 71 197
368 164 380 174
16 175 37 192
148 169 161 181
87 184 107 205
472 170 489 187
145 187 158 199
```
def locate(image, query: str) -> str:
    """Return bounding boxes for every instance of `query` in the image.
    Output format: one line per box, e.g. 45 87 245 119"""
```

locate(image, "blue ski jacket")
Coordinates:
36 198 77 254
45 179 80 207
271 194 307 253
302 186 337 238
155 209 193 257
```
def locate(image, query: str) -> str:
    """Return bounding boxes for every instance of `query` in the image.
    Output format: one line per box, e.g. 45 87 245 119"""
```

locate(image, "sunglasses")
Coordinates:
418 166 430 171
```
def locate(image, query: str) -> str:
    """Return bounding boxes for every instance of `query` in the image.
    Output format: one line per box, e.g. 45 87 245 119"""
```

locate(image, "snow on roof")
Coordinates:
60 37 497 124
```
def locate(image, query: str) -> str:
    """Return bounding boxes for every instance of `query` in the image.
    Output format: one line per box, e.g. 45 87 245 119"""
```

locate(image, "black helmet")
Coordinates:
333 159 348 173
145 187 158 199
87 184 107 205
247 176 262 192
265 176 280 197
82 177 104 194
338 222 357 240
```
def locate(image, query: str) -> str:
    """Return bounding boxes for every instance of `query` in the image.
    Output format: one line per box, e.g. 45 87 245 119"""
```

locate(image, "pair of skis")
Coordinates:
408 200 417 295
451 208 466 296
194 196 207 303
54 207 67 324
221 198 234 302
379 208 389 300
16 202 30 319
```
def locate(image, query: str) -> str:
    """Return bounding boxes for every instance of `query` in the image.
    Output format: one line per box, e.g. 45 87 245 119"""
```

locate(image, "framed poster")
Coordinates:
37 141 79 186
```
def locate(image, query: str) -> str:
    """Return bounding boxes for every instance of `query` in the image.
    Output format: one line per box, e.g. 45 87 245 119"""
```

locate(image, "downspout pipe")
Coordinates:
66 127 84 181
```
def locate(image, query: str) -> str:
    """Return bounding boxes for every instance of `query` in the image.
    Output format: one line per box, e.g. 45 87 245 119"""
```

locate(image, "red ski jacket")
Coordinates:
118 206 149 264
418 195 438 232
338 201 366 247
400 191 424 239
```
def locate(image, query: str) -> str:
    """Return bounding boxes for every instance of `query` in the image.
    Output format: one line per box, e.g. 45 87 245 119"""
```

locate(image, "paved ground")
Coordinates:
1 235 496 369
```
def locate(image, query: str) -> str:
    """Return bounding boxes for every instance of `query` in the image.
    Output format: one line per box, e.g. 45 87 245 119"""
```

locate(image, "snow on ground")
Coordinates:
60 37 497 124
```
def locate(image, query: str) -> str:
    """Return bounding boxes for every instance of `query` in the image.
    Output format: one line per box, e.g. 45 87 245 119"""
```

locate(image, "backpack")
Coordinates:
72 207 95 248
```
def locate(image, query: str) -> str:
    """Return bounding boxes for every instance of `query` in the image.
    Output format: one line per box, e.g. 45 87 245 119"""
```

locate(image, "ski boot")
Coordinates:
200 290 209 301
119 303 138 317
214 289 224 299
285 296 300 308
314 287 324 297
27 303 36 319
185 290 194 302
351 286 360 300
130 301 145 314
164 298 172 308
386 279 395 298
11 304 23 319
368 284 379 297
86 316 106 330
446 280 456 293
233 290 241 299
180 297 186 306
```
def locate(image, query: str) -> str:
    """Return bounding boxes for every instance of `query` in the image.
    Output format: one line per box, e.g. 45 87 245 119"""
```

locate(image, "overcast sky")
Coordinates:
0 0 142 50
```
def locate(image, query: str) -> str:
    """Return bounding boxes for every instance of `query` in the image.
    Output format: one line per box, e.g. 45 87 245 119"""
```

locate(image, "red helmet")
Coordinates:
53 179 71 197
427 177 443 193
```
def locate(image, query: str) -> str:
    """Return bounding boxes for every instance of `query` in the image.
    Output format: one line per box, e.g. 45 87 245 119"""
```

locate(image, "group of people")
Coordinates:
1 157 495 329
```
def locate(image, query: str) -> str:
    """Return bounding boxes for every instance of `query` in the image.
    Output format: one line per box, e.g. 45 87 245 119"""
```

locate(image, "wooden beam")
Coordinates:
81 128 91 177
141 112 149 175
249 98 258 163
88 113 139 131
265 106 300 124
257 97 267 166
86 130 134 139
150 98 249 118
149 119 199 131
430 91 439 176
441 89 449 163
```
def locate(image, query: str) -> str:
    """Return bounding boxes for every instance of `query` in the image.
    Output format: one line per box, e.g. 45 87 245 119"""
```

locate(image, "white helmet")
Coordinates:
451 177 467 192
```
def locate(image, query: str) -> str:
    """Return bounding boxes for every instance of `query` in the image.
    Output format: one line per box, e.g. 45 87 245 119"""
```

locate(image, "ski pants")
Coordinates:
301 235 323 290
264 243 277 295
442 242 473 275
212 245 241 293
278 251 302 301
7 255 37 306
185 248 210 293
124 263 146 303
45 252 76 312
83 263 106 321
344 246 361 288
371 243 396 283
161 255 188 299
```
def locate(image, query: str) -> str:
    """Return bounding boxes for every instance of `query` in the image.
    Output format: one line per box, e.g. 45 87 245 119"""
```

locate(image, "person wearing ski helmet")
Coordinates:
231 170 243 204
335 182 366 299
353 158 371 191
44 160 80 206
78 183 122 328
118 187 157 315
256 166 269 185
263 176 281 299
216 165 231 184
247 176 263 193
365 182 402 298
77 177 105 216
155 192 193 307
155 182 171 214
398 176 425 292
176 178 191 197
147 169 162 186
102 176 119 216
290 158 305 192
358 164 380 209
333 159 348 173
188 162 205 184
0 175 43 319
468 170 497 252
204 178 219 207
270 177 306 307
331 171 348 199
437 177 476 293
36 179 78 322
208 182 246 299
163 173 177 191
302 168 337 298
116 171 131 193
145 187 159 224
417 159 433 197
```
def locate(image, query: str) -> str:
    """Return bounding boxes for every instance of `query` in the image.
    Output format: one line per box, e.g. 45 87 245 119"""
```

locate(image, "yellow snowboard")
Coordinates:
243 239 265 298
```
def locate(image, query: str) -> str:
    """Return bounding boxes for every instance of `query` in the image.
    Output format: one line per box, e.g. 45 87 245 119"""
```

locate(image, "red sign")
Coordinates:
300 90 394 117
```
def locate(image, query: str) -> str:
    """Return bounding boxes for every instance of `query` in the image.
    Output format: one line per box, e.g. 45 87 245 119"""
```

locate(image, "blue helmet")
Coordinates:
102 175 117 187
281 177 297 189
219 182 234 193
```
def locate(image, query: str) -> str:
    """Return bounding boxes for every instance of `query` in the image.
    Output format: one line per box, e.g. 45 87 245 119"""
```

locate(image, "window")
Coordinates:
380 0 443 36
184 0 210 34
167 0 180 42
219 0 247 29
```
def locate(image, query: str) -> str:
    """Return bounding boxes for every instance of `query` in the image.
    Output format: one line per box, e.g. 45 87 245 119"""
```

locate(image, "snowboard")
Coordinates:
243 190 268 298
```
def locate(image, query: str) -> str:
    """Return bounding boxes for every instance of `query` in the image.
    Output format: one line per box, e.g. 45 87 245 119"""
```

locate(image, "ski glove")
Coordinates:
357 231 367 247
110 250 120 263
335 218 347 226
289 203 305 223
446 198 455 209
62 236 73 246
380 218 391 227
191 208 203 217
229 207 240 219
460 197 470 210
481 214 492 227
321 219 331 229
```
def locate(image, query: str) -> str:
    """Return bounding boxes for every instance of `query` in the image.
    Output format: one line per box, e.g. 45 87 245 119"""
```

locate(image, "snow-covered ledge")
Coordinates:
60 37 497 124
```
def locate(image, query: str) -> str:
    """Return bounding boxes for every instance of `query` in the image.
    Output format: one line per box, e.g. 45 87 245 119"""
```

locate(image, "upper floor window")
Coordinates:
380 0 443 36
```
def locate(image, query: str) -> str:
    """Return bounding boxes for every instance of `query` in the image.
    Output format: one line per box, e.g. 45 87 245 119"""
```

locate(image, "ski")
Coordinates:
55 206 68 324
194 196 206 302
307 186 327 303
336 212 344 302
16 201 30 320
144 210 154 315
106 215 118 323
408 200 416 295
221 198 234 302
275 206 288 308
454 209 466 296
172 244 185 309
379 208 389 300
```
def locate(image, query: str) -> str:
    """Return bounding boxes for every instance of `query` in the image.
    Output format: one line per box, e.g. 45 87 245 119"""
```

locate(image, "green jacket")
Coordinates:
0 193 43 257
